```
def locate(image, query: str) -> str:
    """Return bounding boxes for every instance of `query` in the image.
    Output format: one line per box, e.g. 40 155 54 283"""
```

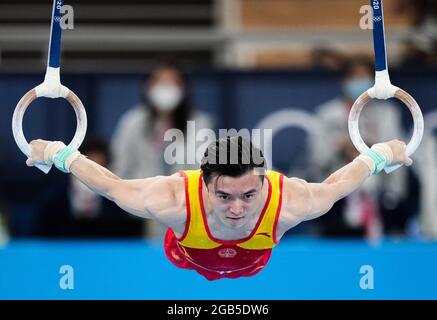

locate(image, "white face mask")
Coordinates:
148 83 183 112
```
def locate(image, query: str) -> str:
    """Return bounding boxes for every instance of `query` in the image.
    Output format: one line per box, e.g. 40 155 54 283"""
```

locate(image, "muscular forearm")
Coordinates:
300 159 371 222
69 155 121 200
322 159 370 201
26 139 184 221
301 140 412 222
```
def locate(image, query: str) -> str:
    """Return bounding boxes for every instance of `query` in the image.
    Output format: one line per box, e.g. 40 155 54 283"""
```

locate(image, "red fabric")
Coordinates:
164 228 272 281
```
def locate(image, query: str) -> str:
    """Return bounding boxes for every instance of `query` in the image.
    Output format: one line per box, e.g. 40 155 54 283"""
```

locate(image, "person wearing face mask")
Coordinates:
110 61 214 238
111 61 214 180
307 56 418 238
36 137 143 238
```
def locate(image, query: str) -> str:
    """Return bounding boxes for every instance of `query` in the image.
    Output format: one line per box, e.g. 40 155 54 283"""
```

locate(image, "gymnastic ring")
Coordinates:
348 88 424 173
12 88 87 173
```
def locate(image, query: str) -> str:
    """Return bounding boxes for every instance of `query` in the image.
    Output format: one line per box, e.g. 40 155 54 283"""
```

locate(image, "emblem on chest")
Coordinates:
218 247 238 258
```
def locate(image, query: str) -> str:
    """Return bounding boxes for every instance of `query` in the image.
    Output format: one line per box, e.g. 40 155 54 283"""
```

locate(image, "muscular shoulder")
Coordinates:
145 174 187 228
278 177 312 230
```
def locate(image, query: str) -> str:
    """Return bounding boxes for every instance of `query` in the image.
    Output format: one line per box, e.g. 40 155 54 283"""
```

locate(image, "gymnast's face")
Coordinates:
206 171 265 229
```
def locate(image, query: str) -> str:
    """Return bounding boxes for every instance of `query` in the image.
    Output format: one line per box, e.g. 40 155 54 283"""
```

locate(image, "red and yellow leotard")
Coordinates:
164 169 284 280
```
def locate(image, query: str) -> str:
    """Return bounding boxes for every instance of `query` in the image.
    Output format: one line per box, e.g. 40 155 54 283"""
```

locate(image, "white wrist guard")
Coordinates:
354 142 394 175
44 141 81 173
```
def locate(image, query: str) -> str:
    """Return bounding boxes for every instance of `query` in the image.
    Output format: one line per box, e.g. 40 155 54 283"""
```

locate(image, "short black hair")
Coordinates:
200 136 266 186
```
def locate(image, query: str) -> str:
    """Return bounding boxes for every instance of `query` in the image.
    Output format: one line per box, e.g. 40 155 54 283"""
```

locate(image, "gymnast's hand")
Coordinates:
26 139 50 167
380 139 413 167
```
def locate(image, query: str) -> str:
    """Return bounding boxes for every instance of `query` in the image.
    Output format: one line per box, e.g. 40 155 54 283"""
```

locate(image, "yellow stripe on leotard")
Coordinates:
178 169 283 250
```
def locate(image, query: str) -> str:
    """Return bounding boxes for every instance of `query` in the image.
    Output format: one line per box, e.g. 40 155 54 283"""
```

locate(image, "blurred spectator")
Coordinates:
394 0 437 28
36 137 143 238
399 38 431 69
394 0 437 68
0 206 9 245
417 129 437 239
111 60 214 238
308 56 418 238
111 61 214 178
0 165 9 244
310 47 346 71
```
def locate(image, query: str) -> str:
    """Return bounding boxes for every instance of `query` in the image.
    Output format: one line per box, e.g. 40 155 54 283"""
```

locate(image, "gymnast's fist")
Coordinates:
26 139 51 167
384 139 413 166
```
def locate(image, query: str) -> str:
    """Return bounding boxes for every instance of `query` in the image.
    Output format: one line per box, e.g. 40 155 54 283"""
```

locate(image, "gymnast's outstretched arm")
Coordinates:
26 139 186 226
280 139 413 229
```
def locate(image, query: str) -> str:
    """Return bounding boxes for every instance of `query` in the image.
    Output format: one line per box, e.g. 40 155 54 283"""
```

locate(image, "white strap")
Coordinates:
367 70 399 100
35 67 70 98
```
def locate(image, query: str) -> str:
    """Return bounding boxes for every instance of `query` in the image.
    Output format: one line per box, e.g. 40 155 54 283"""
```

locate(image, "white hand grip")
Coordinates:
12 88 88 174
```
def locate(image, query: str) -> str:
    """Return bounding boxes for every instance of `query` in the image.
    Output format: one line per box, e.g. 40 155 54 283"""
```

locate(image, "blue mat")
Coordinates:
1 238 436 299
